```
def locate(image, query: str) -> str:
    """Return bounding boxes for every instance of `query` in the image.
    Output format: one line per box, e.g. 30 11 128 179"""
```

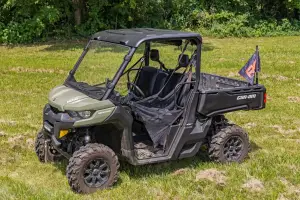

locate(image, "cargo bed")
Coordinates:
199 73 248 91
196 73 266 116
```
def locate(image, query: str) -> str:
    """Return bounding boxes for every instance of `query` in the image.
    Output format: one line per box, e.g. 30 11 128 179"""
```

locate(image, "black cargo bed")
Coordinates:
199 73 248 91
196 73 266 116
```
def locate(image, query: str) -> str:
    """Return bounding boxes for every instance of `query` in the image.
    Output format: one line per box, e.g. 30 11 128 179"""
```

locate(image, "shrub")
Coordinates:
1 0 300 43
0 4 60 43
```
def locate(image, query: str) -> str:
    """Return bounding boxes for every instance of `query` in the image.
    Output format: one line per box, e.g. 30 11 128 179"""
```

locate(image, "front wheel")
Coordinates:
208 125 250 163
66 143 119 194
35 130 63 162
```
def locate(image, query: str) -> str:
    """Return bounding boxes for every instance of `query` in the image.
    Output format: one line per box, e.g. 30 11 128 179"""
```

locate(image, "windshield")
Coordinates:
72 40 130 86
66 38 197 101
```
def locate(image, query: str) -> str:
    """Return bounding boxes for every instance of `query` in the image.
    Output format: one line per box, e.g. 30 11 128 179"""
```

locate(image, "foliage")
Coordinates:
0 1 62 43
189 10 300 37
1 0 300 43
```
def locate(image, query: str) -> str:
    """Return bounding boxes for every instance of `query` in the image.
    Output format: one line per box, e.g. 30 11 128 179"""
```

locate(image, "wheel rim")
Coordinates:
83 159 110 187
223 136 244 161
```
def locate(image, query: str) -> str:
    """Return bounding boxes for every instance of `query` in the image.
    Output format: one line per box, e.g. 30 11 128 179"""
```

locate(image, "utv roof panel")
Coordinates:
92 28 202 47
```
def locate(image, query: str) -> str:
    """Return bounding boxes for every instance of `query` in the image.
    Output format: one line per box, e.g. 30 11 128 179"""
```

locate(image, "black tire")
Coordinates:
66 143 119 194
34 130 63 162
208 125 250 163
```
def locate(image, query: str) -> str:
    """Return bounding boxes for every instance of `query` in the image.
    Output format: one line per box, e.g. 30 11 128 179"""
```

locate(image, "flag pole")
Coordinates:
255 45 259 85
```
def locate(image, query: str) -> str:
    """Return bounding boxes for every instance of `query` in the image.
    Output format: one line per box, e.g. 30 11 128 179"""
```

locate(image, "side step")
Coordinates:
178 142 202 159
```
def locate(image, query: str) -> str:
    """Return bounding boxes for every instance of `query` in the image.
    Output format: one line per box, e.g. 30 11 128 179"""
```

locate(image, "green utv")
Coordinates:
35 28 267 193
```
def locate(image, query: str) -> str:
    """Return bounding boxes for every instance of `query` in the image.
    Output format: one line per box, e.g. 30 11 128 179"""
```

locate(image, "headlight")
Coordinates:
78 111 92 119
67 110 94 119
68 110 78 117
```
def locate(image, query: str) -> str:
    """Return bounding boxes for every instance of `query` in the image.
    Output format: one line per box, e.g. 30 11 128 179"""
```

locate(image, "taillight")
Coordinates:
264 93 267 104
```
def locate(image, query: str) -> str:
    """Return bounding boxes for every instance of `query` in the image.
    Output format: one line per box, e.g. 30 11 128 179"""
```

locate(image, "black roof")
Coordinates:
91 28 202 47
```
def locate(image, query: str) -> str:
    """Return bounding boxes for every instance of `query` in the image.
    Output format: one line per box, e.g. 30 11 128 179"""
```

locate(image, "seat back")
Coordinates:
152 70 168 95
159 72 183 98
177 72 193 107
133 52 190 99
133 66 168 98
158 54 190 98
134 66 158 97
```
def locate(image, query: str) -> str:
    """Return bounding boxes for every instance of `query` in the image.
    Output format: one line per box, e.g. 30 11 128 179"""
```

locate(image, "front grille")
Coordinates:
50 106 61 114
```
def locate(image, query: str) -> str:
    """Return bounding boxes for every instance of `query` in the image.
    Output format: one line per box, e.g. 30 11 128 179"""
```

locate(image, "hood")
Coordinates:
48 85 115 112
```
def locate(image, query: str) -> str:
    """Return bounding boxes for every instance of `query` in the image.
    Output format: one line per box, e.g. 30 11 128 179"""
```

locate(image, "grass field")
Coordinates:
0 36 300 200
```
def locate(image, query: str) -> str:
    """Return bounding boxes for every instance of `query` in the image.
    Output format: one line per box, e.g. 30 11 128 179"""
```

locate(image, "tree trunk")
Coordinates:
294 8 300 20
73 0 82 25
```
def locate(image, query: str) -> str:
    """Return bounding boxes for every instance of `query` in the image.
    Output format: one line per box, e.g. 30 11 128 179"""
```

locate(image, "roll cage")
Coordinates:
65 28 202 100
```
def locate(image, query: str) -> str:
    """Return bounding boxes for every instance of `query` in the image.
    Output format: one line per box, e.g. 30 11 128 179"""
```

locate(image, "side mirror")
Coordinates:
150 49 160 61
178 54 190 68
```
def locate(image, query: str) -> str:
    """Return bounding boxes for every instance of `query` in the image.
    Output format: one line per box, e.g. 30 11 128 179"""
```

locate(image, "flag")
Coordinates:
238 46 261 85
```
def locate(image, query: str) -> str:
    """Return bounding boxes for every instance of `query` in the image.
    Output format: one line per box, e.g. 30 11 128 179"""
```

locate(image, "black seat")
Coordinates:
133 67 168 97
134 66 158 97
133 49 169 98
152 70 168 95
132 52 191 99
159 72 182 97
159 54 190 98
177 72 193 107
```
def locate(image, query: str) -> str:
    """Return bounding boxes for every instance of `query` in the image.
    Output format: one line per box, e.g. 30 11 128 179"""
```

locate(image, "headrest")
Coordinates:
150 49 160 61
178 54 190 68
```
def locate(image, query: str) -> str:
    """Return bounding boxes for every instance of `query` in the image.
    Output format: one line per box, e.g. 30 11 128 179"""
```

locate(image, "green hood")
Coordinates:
48 85 115 112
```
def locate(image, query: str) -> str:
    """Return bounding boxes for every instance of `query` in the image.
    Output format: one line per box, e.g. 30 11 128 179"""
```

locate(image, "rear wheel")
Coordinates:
35 130 63 162
208 125 250 163
66 143 119 194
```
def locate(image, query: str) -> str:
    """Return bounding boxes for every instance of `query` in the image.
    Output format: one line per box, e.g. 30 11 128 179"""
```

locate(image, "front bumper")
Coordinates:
43 104 75 146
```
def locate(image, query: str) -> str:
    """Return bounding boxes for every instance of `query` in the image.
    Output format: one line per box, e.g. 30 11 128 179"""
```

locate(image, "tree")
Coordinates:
72 0 87 25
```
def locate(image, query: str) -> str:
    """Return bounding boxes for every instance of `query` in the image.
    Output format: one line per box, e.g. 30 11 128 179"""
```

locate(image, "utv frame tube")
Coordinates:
68 40 91 78
103 48 136 99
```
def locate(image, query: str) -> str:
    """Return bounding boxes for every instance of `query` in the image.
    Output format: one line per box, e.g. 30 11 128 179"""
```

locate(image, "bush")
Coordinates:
0 5 60 43
1 0 300 43
188 10 300 38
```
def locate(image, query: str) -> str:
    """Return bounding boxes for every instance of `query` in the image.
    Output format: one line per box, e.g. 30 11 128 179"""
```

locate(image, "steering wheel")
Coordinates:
127 82 145 98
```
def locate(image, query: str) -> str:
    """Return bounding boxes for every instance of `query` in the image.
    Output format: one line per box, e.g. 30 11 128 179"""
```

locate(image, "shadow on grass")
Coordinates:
3 40 88 51
52 140 259 181
120 152 211 180
123 140 261 180
52 149 210 178
43 41 87 51
202 43 215 51
53 160 68 174
250 140 262 152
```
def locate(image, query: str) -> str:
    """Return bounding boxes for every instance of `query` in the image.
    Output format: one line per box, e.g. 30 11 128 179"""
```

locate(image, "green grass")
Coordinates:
0 36 300 200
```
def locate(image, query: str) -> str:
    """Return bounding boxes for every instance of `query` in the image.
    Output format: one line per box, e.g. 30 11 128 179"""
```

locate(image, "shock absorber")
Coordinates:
84 129 91 145
44 139 50 163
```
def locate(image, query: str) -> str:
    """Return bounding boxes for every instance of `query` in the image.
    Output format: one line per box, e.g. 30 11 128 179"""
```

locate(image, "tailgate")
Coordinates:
197 86 266 116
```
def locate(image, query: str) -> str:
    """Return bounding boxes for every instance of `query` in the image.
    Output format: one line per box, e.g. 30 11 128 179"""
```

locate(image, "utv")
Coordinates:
35 28 266 193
